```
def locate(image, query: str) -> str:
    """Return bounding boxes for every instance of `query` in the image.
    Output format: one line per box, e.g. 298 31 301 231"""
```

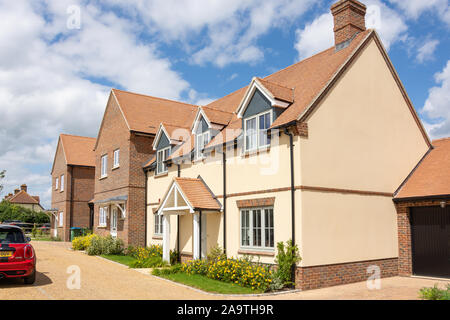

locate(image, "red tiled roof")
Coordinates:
8 190 40 205
112 89 198 135
174 177 222 210
60 134 96 167
395 138 450 199
256 78 294 103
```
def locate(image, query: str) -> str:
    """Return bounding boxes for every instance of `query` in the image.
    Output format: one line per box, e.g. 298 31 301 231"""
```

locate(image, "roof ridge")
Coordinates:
8 190 39 204
60 133 96 140
112 88 198 108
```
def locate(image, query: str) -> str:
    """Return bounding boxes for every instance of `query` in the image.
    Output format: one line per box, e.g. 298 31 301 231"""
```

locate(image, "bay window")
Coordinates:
156 147 170 175
240 207 274 249
244 111 272 152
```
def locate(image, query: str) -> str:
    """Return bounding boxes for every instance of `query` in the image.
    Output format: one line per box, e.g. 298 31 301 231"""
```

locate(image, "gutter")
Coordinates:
69 165 74 230
177 163 181 263
222 148 227 255
144 167 148 247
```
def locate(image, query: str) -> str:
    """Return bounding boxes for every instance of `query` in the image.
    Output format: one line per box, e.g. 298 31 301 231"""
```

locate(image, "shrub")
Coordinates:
182 257 273 291
207 245 226 262
274 240 301 287
152 264 182 276
86 235 124 256
419 284 450 300
31 226 37 238
130 255 168 268
72 234 98 251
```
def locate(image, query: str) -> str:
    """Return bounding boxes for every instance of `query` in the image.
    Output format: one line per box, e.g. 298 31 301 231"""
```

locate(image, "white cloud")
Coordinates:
388 0 450 25
422 60 450 139
0 0 193 207
103 0 316 67
416 39 440 63
294 0 408 60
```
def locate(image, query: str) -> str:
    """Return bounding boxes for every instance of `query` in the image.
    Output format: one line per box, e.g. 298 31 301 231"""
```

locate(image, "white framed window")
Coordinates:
99 207 107 227
156 147 170 175
240 207 274 249
59 212 64 227
154 214 163 235
113 149 120 168
101 154 108 178
55 177 59 190
244 111 272 152
60 174 64 192
195 131 211 160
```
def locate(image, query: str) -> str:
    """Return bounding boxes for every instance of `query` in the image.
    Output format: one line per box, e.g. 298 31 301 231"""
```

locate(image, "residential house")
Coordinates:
91 89 197 246
3 184 44 212
143 0 434 290
51 134 96 241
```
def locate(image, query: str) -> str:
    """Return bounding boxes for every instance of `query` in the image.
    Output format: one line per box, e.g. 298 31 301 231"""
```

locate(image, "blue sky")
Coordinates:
0 0 449 208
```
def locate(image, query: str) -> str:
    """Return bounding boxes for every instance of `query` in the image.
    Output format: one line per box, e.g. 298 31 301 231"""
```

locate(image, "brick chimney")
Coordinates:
21 184 27 193
331 0 366 47
14 189 20 195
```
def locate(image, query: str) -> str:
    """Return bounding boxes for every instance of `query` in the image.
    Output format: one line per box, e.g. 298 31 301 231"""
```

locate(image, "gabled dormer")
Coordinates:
191 108 215 160
236 77 294 152
153 123 188 175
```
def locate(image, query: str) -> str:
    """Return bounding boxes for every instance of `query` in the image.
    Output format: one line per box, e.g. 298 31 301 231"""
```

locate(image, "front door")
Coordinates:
111 208 118 238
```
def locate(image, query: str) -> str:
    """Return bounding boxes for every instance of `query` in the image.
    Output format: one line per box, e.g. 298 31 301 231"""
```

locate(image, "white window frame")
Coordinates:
101 154 108 178
156 147 170 175
55 177 59 190
60 174 64 192
113 149 120 168
195 131 211 160
244 110 273 152
59 212 64 227
99 207 107 227
240 206 274 250
154 214 163 236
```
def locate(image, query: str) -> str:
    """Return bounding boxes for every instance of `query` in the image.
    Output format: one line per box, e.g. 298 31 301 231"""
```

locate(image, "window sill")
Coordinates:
241 146 271 158
97 226 107 229
99 175 108 180
238 249 275 257
112 166 120 171
152 235 163 240
155 172 168 178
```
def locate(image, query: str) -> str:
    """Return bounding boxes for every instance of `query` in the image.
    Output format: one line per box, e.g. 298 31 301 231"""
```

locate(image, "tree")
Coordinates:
0 170 5 195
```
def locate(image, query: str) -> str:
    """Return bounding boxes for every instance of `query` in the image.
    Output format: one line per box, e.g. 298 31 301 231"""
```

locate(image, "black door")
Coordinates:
411 206 450 278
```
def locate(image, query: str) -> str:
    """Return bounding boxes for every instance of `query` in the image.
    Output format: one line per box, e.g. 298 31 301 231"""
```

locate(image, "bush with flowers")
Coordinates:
72 234 98 251
181 255 273 292
127 244 178 268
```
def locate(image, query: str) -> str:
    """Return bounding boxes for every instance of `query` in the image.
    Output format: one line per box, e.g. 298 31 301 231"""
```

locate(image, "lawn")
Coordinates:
157 273 264 294
101 254 137 267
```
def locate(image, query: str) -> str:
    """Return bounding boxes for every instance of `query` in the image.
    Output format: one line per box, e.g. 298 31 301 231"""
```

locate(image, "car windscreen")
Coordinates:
0 228 25 244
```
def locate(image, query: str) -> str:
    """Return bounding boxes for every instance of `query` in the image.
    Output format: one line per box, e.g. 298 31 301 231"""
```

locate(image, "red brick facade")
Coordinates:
51 142 95 241
93 95 154 247
331 0 367 46
395 198 450 276
295 258 398 290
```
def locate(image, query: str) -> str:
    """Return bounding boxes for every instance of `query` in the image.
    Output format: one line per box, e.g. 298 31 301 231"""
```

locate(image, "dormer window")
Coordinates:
157 147 170 175
244 111 272 152
195 131 210 160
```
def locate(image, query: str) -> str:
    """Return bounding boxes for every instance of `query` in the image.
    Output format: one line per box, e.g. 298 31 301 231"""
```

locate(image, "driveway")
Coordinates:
0 241 448 300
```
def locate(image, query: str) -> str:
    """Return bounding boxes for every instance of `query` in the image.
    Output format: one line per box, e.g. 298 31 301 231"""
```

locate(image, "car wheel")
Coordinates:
24 269 36 285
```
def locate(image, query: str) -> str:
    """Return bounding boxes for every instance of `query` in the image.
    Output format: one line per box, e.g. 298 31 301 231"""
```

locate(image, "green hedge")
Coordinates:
0 201 49 224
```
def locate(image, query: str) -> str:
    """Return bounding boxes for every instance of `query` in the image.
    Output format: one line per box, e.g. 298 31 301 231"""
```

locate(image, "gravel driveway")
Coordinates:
0 241 447 300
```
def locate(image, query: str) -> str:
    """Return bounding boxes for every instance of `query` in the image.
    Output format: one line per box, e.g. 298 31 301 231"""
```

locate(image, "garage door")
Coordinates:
411 206 450 278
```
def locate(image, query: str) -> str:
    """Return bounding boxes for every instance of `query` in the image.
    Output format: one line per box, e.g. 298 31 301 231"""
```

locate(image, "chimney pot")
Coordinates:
14 189 20 195
21 184 27 193
331 0 367 47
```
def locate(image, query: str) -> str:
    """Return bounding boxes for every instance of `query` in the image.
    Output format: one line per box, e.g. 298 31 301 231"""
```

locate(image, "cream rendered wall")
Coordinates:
298 38 429 266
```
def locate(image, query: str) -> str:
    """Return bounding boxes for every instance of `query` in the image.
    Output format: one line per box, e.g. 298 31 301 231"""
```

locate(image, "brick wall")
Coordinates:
93 96 154 247
296 258 398 290
331 0 366 45
395 198 450 276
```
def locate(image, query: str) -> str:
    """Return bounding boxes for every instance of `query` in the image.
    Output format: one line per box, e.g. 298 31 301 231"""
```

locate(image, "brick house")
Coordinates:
394 138 450 279
142 0 437 290
91 89 197 247
3 184 44 212
50 134 96 241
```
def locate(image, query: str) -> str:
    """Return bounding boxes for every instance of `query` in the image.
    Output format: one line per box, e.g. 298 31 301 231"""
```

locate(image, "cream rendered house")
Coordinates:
143 0 431 290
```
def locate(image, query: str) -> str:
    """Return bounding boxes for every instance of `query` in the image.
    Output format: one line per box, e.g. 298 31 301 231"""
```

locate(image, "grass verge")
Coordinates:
101 254 137 267
157 273 263 294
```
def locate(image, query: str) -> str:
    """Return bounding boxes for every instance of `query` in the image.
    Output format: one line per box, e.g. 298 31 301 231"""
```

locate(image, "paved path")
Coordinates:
0 241 448 300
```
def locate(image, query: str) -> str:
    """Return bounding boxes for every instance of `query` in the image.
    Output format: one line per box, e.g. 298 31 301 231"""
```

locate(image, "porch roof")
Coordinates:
157 177 222 214
94 195 128 204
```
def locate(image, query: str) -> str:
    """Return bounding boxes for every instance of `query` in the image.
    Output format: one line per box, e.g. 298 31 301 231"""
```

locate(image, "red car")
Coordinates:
0 224 36 284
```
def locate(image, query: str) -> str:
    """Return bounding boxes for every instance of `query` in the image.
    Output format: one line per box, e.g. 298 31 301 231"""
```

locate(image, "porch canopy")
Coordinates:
156 177 222 262
94 195 127 219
